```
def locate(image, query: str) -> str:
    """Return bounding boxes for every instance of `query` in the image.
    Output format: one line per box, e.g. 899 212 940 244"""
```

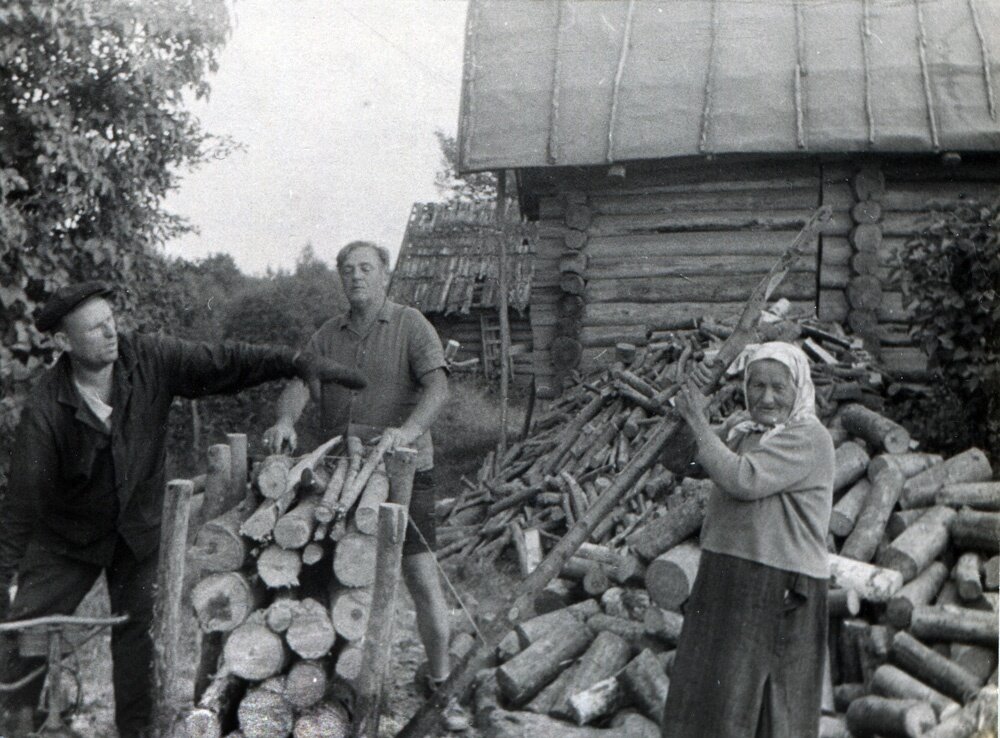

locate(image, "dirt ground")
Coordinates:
62 556 519 738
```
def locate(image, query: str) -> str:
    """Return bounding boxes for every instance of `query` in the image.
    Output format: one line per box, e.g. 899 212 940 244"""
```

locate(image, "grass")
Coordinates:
430 375 528 500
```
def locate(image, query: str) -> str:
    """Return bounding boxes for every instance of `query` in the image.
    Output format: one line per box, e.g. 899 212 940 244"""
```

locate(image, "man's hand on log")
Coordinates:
263 421 298 454
379 426 420 452
292 352 367 390
689 357 716 391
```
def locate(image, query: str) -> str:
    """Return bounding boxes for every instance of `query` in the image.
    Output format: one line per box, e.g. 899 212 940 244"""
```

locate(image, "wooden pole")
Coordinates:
396 205 833 738
201 443 233 522
227 432 249 504
496 170 511 469
352 503 408 738
152 478 194 737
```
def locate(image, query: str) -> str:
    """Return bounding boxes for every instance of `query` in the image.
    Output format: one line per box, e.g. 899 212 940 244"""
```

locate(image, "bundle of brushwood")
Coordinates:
175 434 408 738
463 404 1000 736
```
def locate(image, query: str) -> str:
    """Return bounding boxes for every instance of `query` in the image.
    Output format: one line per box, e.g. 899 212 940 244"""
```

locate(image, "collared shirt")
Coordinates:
304 300 446 472
0 332 301 585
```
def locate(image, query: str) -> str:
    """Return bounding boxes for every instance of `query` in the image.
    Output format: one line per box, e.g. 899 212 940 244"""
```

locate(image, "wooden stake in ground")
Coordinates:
201 443 233 522
396 205 833 738
352 503 409 738
152 479 193 735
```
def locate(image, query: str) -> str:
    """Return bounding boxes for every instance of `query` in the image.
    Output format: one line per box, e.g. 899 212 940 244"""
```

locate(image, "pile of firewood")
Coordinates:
437 311 895 568
174 435 402 738
431 307 1000 736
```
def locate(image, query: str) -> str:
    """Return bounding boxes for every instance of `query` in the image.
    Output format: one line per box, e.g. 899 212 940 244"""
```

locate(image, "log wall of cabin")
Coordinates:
528 159 830 397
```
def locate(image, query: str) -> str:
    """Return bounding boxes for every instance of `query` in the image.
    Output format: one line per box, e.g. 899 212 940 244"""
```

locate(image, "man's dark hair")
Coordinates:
336 241 391 271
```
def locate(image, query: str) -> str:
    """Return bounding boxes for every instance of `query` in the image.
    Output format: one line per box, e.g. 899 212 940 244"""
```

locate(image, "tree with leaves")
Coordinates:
433 130 496 204
0 0 231 486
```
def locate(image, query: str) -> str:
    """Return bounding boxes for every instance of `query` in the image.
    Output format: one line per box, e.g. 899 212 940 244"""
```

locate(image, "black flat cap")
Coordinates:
35 281 113 332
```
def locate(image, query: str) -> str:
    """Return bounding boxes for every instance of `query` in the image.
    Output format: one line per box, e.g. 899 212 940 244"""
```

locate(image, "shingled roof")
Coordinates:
388 202 534 315
458 0 1000 172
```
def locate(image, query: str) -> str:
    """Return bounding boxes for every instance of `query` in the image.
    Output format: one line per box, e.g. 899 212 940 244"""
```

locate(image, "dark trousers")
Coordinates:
1 539 156 738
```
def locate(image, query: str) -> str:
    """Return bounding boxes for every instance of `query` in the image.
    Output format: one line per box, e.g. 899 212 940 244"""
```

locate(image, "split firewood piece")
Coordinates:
909 605 1000 647
285 598 336 660
643 606 684 646
870 664 959 719
301 542 324 565
329 586 371 641
887 562 948 628
937 481 1000 511
315 457 349 524
819 714 851 738
601 586 650 621
845 695 936 738
273 493 322 550
620 648 670 724
954 553 984 602
292 700 350 738
525 663 578 715
949 509 1000 554
829 554 903 603
834 441 870 492
566 674 624 726
924 685 999 738
645 541 700 611
829 478 870 537
284 659 327 711
282 435 341 496
840 457 904 563
190 500 255 573
828 588 861 618
626 483 710 561
223 613 288 681
585 614 661 653
877 506 956 582
240 489 296 542
552 631 632 719
191 571 265 633
901 448 992 510
354 463 390 535
338 435 389 518
264 596 296 635
334 641 364 682
511 524 543 578
332 528 377 587
839 404 911 455
257 545 302 588
255 455 294 499
175 669 246 738
237 683 294 738
496 622 595 706
889 631 981 704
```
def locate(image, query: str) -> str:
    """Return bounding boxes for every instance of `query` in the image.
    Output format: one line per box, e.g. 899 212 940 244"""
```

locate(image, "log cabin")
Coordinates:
388 201 535 384
455 0 1000 398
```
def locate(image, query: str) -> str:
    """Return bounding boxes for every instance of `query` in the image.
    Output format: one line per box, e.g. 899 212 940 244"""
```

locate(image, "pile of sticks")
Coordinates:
173 434 406 738
464 404 1000 737
437 310 891 568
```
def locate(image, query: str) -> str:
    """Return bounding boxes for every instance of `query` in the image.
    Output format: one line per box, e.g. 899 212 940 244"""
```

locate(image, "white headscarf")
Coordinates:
727 341 818 442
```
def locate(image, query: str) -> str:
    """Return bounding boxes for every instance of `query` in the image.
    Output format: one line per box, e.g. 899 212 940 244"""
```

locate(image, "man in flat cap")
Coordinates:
0 282 366 737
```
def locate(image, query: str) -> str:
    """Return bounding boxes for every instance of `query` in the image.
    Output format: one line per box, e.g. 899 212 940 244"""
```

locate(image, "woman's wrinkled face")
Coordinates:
746 359 796 427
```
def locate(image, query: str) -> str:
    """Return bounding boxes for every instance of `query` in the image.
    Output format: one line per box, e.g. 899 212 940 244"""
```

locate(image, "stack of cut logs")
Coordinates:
175 435 400 738
449 320 1000 737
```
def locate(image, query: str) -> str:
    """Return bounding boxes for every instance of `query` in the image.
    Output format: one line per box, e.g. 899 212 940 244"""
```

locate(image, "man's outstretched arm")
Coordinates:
263 378 312 452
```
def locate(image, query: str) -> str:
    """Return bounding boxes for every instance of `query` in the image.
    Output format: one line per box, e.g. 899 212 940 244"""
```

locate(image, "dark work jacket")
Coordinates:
0 332 299 585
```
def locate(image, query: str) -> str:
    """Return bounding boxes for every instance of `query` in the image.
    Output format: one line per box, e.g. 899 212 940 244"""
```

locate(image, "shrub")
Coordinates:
894 199 1000 460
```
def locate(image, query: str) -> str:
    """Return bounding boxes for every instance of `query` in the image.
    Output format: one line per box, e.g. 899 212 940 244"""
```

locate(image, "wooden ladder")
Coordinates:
480 312 512 381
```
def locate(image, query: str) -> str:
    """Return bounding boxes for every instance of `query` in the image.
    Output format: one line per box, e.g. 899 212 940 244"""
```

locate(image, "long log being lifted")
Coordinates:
397 205 833 738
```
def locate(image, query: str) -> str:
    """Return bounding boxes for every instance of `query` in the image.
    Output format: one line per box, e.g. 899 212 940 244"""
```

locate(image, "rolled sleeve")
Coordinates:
0 407 51 588
712 425 815 501
405 309 447 380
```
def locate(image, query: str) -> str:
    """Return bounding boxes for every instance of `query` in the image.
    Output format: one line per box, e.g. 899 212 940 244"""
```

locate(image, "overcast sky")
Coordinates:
163 0 468 275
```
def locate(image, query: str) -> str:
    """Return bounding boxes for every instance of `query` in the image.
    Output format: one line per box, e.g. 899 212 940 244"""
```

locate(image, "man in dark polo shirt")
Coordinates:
0 282 365 737
263 241 454 698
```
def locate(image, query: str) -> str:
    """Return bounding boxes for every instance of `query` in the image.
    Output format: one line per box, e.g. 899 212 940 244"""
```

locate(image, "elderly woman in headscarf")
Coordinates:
660 341 835 738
